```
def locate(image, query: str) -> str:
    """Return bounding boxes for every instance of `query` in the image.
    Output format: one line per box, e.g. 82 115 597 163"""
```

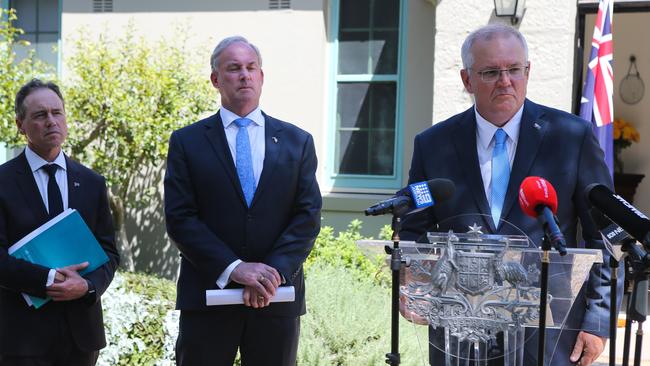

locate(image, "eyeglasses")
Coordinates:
473 66 529 82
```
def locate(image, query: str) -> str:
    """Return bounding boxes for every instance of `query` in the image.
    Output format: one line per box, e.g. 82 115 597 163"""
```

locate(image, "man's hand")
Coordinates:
46 262 89 301
570 331 606 366
231 262 281 306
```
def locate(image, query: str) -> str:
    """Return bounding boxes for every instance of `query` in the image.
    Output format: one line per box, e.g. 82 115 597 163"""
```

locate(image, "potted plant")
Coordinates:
612 118 643 203
613 117 640 174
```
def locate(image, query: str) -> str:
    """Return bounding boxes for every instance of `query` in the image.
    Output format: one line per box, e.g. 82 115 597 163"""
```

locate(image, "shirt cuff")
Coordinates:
46 269 56 287
216 259 242 289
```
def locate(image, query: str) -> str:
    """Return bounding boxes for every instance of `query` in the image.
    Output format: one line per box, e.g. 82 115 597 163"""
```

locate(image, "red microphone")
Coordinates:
518 176 567 255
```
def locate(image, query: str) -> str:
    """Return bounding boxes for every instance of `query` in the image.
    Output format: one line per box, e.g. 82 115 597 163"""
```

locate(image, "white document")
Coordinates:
206 286 295 306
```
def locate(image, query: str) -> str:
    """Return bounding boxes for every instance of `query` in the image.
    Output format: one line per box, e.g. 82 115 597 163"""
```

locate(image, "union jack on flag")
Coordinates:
579 0 614 176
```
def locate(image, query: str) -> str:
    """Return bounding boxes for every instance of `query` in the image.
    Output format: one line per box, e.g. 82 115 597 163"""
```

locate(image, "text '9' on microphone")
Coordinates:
364 179 455 216
585 183 650 247
518 176 567 255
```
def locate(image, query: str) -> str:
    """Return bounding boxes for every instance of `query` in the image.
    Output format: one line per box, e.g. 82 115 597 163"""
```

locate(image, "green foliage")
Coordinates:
306 220 389 286
100 271 177 366
0 8 52 146
64 23 216 201
379 224 393 240
300 263 428 365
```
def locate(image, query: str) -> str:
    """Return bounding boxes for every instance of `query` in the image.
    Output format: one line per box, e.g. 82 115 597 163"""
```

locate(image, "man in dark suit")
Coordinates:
164 36 321 366
400 25 620 366
0 79 119 366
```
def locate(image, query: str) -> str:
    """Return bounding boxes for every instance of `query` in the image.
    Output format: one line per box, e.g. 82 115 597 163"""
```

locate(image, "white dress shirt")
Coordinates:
216 106 266 289
24 146 68 286
475 105 523 204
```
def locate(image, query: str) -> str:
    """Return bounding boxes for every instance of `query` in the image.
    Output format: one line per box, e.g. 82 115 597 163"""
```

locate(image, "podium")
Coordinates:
357 222 604 366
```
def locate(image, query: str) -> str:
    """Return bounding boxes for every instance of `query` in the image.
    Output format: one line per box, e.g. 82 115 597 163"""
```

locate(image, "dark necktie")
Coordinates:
43 164 63 218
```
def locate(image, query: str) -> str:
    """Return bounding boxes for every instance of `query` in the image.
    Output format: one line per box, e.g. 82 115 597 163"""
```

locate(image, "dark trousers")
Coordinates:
0 319 99 366
176 309 300 366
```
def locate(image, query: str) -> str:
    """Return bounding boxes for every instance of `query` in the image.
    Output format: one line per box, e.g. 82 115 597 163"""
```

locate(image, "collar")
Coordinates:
25 146 67 173
475 104 524 150
220 106 265 129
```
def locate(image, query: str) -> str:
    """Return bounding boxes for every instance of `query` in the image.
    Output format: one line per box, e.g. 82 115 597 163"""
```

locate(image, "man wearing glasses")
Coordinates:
400 24 618 366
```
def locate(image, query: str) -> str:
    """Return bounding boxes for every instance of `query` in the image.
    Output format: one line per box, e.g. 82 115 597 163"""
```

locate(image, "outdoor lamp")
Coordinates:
494 0 526 25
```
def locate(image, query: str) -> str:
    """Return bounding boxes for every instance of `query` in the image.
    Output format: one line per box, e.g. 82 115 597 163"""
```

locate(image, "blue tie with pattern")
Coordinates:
490 128 510 228
234 118 256 207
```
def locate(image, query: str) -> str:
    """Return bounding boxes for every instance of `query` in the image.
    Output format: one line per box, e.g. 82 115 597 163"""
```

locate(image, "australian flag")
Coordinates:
579 0 614 176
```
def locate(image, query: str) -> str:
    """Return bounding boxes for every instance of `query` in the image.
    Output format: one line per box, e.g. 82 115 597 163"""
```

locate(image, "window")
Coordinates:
327 0 405 190
9 0 60 68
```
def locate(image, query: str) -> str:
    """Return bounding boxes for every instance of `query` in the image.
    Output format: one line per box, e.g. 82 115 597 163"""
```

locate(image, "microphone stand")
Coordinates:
385 212 409 366
623 257 634 366
609 256 619 366
537 218 567 366
621 242 650 366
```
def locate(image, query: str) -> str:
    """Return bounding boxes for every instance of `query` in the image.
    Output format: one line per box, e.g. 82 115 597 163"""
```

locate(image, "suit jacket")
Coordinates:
164 111 321 317
401 99 622 364
0 152 119 356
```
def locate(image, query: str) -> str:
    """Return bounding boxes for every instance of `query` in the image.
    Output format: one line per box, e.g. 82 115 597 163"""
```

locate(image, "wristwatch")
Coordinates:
84 279 96 304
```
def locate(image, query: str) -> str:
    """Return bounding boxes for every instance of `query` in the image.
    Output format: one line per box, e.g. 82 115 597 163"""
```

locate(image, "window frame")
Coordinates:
324 0 408 191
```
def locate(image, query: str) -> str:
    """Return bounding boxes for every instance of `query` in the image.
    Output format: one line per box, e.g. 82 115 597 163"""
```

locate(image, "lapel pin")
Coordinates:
74 182 80 187
272 137 278 144
533 122 541 130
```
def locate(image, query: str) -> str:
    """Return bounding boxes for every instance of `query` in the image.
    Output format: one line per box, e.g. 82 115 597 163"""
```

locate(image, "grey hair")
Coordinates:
460 24 528 70
210 36 262 72
15 79 65 120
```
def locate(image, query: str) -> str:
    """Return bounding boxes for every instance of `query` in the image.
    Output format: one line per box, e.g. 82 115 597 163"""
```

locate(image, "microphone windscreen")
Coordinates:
427 178 456 203
518 176 558 218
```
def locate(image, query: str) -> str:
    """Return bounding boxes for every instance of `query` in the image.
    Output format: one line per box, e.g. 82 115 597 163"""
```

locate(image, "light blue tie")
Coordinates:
235 118 256 207
490 129 510 228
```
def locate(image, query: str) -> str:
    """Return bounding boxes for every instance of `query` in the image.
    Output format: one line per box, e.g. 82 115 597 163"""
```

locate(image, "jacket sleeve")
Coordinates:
263 134 322 283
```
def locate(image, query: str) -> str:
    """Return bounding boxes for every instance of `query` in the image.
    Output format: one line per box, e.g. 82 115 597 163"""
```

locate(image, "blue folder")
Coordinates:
8 208 109 309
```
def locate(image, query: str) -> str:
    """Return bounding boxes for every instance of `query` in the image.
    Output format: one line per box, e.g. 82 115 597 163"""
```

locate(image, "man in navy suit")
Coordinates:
401 25 620 366
0 79 119 365
164 36 321 366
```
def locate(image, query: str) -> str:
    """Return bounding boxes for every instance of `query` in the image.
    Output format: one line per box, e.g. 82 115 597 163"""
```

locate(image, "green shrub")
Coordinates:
306 220 390 286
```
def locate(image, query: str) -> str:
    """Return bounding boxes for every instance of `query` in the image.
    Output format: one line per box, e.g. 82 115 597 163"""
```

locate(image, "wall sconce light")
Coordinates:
494 0 526 25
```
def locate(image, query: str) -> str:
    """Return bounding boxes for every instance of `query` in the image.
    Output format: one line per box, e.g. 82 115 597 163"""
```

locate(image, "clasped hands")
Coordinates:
46 261 89 301
230 262 281 309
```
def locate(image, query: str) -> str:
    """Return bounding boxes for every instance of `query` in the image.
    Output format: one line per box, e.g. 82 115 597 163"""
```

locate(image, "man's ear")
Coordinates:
460 69 473 94
210 71 219 89
15 118 25 135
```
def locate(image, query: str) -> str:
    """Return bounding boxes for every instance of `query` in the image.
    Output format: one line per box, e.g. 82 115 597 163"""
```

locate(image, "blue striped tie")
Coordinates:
234 118 256 207
490 129 510 228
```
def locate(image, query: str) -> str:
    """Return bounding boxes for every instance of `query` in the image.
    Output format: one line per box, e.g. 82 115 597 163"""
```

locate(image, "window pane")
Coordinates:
372 31 398 74
373 0 400 28
340 0 370 29
39 0 59 33
338 83 369 129
336 82 396 176
10 0 37 33
339 31 370 75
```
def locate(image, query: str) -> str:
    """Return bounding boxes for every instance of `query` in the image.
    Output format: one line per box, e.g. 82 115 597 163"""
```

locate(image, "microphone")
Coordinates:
364 179 455 216
585 183 650 247
518 176 567 255
589 206 637 261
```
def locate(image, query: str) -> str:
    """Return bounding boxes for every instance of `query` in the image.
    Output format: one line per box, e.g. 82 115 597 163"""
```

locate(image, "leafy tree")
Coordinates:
0 8 52 144
63 25 216 269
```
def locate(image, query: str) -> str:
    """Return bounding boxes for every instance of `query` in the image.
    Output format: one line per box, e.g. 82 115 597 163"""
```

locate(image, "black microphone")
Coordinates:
364 178 455 216
589 206 637 261
585 183 650 247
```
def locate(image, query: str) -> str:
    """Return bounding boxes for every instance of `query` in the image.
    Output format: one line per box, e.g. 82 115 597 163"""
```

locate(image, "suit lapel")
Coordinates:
66 156 82 210
251 113 282 207
203 112 246 204
500 100 548 223
451 109 494 230
14 153 49 221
